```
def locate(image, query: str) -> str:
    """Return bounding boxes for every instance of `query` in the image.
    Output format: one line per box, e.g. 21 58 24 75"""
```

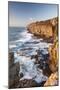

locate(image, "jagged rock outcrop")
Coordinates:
27 17 58 41
9 52 20 88
44 72 58 86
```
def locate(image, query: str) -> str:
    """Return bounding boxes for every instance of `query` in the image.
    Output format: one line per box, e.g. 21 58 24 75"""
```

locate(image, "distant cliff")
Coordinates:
27 17 58 41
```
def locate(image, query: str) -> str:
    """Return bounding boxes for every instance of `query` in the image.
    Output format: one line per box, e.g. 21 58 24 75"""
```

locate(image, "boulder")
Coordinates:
44 72 58 86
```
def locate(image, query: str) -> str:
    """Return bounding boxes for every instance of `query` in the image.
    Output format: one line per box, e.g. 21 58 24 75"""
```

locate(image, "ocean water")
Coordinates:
9 27 51 84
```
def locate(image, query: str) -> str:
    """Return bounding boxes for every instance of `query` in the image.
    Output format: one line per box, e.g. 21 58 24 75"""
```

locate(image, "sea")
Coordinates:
9 27 51 84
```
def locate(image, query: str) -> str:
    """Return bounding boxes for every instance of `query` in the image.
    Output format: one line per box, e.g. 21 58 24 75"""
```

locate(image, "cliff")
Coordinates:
48 39 58 72
44 39 58 86
27 17 58 41
27 17 59 86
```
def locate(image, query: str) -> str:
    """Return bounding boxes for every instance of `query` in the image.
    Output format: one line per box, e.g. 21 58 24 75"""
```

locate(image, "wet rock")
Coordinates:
31 54 39 64
20 73 24 78
30 49 52 77
9 52 20 88
44 72 58 86
37 50 48 68
42 64 52 77
17 79 46 88
17 79 37 88
37 58 52 77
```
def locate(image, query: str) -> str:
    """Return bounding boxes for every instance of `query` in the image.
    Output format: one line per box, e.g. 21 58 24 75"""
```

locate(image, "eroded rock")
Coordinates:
17 79 46 88
27 17 58 42
17 79 37 88
44 72 58 86
48 40 58 72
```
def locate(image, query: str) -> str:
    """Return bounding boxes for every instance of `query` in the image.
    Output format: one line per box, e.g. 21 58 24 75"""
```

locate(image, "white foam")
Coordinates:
34 71 48 83
20 73 32 80
38 42 49 48
13 32 32 43
10 30 49 83
15 53 48 83
9 44 17 49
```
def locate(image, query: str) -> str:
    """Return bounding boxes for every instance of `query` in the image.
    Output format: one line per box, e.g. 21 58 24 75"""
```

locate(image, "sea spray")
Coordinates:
14 52 48 83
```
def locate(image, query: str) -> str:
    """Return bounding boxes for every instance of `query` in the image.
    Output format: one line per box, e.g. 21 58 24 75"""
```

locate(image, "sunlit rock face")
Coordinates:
27 23 53 38
50 17 58 26
44 72 58 86
27 17 58 40
48 39 58 72
43 17 58 86
48 17 58 73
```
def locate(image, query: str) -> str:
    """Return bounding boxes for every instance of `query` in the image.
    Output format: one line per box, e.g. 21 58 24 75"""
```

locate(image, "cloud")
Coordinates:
29 17 34 22
29 17 33 21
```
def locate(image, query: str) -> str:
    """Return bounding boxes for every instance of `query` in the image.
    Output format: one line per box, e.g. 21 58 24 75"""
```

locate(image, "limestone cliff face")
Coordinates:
48 18 58 72
27 17 58 39
44 36 58 86
44 17 58 86
48 39 58 72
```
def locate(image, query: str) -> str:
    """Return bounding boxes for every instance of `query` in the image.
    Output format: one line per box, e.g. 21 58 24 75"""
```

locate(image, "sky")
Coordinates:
8 2 58 27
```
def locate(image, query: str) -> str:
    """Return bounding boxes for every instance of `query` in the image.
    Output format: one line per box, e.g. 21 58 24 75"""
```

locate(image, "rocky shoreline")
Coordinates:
9 17 58 88
9 51 49 88
27 17 58 86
